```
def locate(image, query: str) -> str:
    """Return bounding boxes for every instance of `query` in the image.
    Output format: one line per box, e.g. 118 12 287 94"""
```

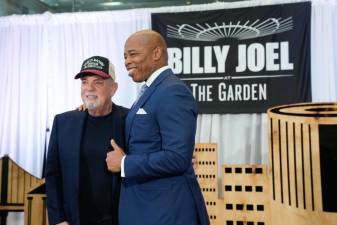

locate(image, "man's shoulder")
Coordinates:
54 109 86 121
160 73 191 93
113 104 129 117
159 68 185 85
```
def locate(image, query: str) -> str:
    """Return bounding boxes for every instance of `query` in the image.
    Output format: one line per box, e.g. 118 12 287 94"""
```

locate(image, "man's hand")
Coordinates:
106 139 125 172
57 222 69 225
192 152 198 170
76 104 86 111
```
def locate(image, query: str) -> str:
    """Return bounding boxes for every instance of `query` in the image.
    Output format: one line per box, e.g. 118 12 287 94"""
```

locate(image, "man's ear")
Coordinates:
153 46 163 61
111 82 118 97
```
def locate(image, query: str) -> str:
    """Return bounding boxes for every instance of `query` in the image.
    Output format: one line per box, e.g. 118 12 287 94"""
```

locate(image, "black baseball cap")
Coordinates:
74 56 116 80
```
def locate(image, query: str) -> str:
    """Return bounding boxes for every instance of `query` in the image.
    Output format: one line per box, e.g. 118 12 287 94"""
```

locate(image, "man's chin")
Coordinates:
130 76 143 83
84 102 98 110
129 74 135 80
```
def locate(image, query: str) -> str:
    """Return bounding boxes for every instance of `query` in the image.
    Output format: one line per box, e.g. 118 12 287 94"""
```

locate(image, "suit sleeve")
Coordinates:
124 84 197 180
45 116 67 224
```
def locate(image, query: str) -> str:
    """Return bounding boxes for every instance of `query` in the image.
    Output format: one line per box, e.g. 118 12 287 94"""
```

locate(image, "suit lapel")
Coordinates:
72 111 87 190
125 69 171 145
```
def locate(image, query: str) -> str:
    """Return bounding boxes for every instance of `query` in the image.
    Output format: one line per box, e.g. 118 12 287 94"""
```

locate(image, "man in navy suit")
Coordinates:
45 56 128 225
106 30 210 225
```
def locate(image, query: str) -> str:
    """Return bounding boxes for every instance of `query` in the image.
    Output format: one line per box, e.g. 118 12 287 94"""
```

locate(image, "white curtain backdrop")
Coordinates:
1 0 336 224
0 10 150 179
0 16 48 176
311 0 337 101
0 0 336 184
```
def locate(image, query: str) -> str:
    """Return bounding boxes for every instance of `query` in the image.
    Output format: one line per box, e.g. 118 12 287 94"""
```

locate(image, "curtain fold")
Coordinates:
0 18 48 177
311 0 337 101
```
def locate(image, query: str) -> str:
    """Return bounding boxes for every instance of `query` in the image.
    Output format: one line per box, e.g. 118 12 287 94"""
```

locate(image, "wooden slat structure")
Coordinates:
2 124 336 225
268 102 337 225
0 156 44 225
24 182 48 225
194 144 271 225
222 164 270 225
194 143 220 225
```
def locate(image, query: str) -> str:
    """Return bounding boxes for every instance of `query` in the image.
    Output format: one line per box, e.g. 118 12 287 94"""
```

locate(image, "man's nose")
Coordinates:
86 82 95 90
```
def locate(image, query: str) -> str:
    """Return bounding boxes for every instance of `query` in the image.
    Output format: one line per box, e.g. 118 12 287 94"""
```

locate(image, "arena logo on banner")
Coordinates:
151 2 311 113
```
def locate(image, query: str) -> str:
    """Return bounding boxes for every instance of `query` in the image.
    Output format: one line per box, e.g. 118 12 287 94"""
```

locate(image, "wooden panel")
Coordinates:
302 124 313 211
294 122 304 209
18 166 25 203
310 124 323 211
7 160 14 203
194 144 271 225
270 118 281 203
268 102 337 225
25 194 48 225
280 120 288 205
0 156 43 212
222 164 270 225
287 121 296 208
270 201 337 225
194 143 220 225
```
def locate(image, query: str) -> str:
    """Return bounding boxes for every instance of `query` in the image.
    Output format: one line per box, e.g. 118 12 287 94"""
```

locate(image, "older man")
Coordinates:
107 30 210 225
46 56 128 225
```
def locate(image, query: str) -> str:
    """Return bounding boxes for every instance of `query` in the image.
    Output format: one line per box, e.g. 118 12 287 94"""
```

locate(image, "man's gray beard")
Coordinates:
84 101 99 110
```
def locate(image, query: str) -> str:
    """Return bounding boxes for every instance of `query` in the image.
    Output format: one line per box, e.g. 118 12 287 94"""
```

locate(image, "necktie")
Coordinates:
134 84 148 105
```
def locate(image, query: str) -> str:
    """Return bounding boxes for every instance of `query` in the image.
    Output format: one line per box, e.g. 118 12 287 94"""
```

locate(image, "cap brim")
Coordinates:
74 69 111 79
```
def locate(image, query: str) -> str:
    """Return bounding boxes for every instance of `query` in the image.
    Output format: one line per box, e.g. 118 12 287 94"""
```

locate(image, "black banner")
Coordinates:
151 2 311 113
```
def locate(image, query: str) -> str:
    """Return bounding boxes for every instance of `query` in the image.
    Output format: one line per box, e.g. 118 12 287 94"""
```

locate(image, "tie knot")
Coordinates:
133 84 148 105
139 84 148 95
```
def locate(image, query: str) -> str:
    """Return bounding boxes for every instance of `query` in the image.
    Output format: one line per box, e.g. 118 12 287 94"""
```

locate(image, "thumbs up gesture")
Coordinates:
106 139 125 172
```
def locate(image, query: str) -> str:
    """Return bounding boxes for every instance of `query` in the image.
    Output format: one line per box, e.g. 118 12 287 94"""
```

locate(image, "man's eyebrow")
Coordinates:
125 49 137 53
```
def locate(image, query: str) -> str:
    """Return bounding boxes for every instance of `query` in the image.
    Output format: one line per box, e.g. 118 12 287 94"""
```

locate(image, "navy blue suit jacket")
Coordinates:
120 69 209 225
45 104 128 225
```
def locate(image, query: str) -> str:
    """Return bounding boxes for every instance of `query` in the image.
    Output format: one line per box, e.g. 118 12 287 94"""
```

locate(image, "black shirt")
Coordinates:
79 111 119 225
